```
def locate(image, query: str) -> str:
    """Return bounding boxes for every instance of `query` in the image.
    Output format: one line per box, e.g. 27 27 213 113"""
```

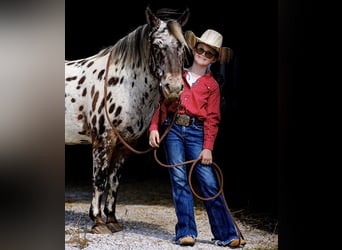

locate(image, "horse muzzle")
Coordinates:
161 83 183 101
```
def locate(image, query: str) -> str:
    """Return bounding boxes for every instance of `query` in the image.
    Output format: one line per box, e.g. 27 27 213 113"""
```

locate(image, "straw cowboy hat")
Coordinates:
184 29 233 64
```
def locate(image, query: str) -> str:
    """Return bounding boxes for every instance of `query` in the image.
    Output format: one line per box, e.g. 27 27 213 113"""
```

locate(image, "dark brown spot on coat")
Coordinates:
108 77 119 86
79 105 84 111
87 61 94 67
77 114 83 120
112 119 122 126
127 126 134 134
71 98 76 103
91 85 95 97
139 118 144 131
109 103 115 113
80 59 88 66
98 115 105 135
98 69 105 80
82 88 87 96
92 115 97 126
92 91 99 111
98 99 104 114
66 76 77 81
79 76 86 84
115 106 122 117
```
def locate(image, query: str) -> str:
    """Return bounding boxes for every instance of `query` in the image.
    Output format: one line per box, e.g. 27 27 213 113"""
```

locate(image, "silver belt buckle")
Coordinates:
175 114 191 126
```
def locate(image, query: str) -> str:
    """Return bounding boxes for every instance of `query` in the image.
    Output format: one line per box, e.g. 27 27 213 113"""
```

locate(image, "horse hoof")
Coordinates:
91 224 112 234
106 222 123 233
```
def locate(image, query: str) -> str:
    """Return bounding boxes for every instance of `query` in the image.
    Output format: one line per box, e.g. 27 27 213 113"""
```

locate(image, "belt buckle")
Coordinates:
175 114 191 126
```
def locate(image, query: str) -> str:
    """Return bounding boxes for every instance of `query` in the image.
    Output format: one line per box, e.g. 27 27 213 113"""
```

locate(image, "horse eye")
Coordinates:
152 44 160 51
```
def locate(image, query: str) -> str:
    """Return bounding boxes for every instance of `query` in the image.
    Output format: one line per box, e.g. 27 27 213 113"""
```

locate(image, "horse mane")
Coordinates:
96 8 189 71
96 25 150 69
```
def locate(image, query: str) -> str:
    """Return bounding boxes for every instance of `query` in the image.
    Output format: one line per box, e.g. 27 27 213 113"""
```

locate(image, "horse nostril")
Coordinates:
164 83 170 92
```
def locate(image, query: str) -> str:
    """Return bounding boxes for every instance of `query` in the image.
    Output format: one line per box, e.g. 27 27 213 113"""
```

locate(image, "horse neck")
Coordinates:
109 25 150 68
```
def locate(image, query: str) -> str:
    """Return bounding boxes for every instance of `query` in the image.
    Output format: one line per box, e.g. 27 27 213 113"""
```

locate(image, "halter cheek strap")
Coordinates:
148 43 163 80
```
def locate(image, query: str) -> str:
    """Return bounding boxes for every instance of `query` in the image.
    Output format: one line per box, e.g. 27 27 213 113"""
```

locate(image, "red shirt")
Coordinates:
149 69 221 151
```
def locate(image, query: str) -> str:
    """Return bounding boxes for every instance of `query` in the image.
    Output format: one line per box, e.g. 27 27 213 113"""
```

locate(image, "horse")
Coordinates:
65 7 190 234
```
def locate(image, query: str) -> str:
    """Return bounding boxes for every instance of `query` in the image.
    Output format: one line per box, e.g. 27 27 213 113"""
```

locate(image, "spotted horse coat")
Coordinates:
65 7 190 234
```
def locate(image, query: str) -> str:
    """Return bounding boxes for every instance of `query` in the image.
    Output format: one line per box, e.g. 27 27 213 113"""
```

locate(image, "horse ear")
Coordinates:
145 6 160 29
178 8 190 27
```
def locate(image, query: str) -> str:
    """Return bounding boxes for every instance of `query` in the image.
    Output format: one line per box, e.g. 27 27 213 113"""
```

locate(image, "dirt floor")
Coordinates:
65 175 278 249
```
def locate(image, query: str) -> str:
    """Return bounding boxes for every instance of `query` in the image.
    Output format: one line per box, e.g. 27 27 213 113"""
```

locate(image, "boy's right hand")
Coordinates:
149 130 160 148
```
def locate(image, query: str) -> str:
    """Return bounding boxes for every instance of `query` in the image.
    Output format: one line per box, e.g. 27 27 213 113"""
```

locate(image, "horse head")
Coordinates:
146 7 190 101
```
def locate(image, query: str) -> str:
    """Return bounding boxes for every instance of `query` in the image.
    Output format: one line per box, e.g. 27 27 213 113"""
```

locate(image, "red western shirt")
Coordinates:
149 69 221 151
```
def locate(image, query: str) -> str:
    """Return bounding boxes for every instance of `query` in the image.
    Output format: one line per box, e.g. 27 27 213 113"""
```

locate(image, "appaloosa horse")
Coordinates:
65 7 190 233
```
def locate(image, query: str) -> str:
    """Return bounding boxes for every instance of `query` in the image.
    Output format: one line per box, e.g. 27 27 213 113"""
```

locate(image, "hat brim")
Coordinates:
197 38 220 54
184 30 233 64
184 30 220 53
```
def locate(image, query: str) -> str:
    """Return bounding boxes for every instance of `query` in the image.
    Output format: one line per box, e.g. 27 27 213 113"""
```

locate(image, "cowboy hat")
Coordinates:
184 29 233 64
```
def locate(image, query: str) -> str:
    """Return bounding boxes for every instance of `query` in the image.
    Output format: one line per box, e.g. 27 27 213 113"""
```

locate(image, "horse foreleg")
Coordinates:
89 144 112 234
104 161 124 233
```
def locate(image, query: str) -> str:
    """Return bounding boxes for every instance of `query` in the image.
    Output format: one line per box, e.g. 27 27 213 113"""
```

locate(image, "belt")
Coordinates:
173 114 203 127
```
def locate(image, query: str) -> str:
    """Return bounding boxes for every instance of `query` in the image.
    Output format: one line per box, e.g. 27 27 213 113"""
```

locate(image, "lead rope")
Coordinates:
103 50 153 154
153 143 245 244
103 50 244 244
103 50 178 155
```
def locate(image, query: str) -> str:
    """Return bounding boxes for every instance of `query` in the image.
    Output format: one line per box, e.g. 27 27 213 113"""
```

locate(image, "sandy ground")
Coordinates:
65 177 278 249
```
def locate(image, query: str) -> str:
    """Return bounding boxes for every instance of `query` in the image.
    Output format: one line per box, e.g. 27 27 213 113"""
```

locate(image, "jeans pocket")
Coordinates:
192 122 203 130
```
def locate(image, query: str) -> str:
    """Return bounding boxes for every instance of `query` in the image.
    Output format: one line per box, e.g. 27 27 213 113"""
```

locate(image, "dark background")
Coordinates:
65 0 278 219
0 1 329 249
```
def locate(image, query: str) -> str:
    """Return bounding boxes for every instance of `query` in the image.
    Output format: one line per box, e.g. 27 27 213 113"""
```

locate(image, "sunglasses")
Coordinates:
194 47 217 59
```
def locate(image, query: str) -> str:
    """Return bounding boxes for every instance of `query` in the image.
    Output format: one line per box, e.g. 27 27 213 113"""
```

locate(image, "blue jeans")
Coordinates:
161 117 239 245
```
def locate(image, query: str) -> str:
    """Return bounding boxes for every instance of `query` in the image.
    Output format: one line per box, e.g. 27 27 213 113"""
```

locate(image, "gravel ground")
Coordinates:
65 177 278 250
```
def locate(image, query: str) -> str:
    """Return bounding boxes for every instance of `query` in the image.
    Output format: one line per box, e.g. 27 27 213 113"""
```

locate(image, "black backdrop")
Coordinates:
65 0 278 217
